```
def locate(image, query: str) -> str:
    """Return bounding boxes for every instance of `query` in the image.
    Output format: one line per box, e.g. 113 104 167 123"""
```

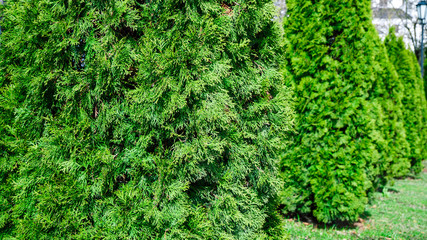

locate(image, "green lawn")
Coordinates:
282 162 427 240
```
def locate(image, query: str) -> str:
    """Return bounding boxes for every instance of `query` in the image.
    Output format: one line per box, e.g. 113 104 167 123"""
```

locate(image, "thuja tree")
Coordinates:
280 0 407 223
0 0 294 239
385 28 427 174
370 34 411 181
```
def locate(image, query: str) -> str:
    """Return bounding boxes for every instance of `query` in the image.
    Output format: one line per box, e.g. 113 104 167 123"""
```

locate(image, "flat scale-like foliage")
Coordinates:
384 28 427 175
369 30 410 181
280 0 409 223
0 0 294 239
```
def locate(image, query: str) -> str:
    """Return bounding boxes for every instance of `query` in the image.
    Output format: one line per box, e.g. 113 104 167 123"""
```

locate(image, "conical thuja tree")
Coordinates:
369 33 410 181
280 0 405 223
0 0 294 238
384 28 427 174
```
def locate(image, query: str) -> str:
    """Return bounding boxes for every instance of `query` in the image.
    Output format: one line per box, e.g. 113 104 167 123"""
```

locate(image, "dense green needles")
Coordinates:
280 0 425 224
0 0 426 238
384 28 427 175
0 0 293 239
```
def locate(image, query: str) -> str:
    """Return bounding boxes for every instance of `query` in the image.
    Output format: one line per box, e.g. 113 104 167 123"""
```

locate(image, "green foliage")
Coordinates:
283 162 427 239
384 28 427 175
0 0 294 239
370 33 410 182
280 0 411 223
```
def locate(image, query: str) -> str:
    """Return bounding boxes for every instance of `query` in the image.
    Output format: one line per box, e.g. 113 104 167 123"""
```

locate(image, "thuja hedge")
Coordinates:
0 0 425 236
0 0 295 238
280 0 415 223
384 28 427 174
370 32 410 181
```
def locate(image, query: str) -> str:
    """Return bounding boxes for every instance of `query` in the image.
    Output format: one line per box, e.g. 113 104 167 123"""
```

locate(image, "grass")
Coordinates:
282 162 427 240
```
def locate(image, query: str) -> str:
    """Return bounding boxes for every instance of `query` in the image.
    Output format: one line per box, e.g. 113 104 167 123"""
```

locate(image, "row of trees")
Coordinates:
281 0 426 223
0 0 425 238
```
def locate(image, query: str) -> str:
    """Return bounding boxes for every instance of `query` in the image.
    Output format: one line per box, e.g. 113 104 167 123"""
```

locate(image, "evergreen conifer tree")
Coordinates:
370 35 410 181
0 1 294 238
384 28 427 174
280 0 409 223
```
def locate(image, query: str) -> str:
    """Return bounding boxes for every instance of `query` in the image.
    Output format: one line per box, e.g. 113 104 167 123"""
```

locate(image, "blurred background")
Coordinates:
275 0 421 51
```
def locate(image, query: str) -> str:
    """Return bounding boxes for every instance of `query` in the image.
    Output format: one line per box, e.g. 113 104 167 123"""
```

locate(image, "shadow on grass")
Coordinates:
283 210 373 231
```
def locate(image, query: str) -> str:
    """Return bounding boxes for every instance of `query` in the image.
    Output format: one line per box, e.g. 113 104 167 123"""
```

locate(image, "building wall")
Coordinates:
371 0 419 50
274 0 287 19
